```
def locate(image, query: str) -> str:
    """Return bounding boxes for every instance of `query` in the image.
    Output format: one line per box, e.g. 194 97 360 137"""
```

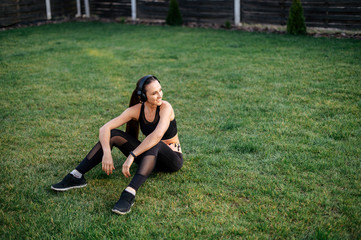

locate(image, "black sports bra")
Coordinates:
139 103 178 140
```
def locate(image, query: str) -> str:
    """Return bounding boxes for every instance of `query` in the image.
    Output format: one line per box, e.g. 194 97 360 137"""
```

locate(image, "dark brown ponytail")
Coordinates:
126 89 141 139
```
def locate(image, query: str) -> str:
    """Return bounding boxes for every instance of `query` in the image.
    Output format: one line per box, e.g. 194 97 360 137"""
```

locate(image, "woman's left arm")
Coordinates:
122 102 173 178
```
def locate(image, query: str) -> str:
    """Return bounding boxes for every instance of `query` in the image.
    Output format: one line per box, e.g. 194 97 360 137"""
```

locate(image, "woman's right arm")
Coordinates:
99 105 140 175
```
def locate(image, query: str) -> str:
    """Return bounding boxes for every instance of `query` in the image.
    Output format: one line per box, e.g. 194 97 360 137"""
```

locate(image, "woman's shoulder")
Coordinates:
160 101 173 111
126 103 142 120
128 103 142 110
159 101 175 119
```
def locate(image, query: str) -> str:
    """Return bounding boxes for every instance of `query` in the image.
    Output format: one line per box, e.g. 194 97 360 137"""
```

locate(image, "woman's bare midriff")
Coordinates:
162 134 182 153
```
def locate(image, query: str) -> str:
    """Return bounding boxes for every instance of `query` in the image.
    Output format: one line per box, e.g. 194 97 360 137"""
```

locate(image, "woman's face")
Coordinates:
145 80 163 106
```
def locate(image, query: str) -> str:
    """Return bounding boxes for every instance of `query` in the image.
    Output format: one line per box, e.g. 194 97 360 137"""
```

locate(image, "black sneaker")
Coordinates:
112 190 135 215
51 174 87 191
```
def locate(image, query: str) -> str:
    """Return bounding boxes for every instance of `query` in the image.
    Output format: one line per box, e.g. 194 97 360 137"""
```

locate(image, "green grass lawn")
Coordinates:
1 22 360 239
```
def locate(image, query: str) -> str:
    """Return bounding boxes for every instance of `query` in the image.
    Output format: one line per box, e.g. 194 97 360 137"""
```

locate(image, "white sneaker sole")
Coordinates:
51 183 87 191
111 203 134 215
112 208 131 215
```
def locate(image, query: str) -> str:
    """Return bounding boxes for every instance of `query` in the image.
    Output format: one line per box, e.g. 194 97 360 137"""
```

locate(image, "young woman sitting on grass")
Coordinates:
51 75 183 215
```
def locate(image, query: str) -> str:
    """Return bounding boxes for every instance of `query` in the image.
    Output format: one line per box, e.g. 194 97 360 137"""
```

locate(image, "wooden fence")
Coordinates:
90 0 131 18
1 0 77 27
1 0 361 30
136 0 234 24
241 0 361 30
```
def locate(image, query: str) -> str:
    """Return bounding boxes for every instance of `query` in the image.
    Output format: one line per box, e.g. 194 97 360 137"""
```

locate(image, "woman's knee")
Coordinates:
110 129 126 138
142 144 161 157
110 129 130 148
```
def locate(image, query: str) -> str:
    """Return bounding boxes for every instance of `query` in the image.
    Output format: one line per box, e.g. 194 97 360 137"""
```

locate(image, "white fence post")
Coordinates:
76 0 81 17
132 0 137 20
84 0 90 18
234 0 240 26
45 0 51 20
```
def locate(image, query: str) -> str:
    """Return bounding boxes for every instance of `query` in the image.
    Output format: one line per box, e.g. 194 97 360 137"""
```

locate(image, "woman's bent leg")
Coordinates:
127 142 183 191
112 145 159 215
51 130 140 191
76 129 141 174
112 142 183 214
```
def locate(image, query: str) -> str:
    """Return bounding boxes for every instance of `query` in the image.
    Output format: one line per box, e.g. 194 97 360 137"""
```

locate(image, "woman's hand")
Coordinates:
122 155 134 178
102 152 115 175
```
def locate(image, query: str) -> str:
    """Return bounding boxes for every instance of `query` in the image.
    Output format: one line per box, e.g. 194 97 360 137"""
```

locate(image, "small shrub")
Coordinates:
166 0 183 26
225 21 231 29
287 0 307 35
117 17 125 24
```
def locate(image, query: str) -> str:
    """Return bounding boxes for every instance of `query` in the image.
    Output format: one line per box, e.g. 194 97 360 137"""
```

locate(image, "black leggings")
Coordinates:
75 129 183 191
